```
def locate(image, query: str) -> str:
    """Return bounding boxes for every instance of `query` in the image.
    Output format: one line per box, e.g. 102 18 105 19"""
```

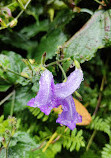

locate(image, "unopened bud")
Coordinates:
21 72 29 78
48 8 54 22
10 19 17 28
0 18 2 23
2 137 5 142
41 52 46 65
29 59 35 64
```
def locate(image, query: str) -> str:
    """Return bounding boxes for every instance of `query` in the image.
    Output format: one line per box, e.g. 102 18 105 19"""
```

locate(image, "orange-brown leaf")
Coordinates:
74 98 92 125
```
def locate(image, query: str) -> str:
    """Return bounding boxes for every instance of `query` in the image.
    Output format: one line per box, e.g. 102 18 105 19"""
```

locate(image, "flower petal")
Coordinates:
27 98 36 107
56 95 82 130
28 70 57 115
55 68 83 99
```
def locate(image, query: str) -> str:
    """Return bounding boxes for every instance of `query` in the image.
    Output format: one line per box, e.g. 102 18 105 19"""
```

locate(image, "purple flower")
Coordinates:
27 68 83 130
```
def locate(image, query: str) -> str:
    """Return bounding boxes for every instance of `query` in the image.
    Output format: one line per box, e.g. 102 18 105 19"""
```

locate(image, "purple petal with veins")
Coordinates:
55 68 83 99
56 95 82 130
27 68 83 130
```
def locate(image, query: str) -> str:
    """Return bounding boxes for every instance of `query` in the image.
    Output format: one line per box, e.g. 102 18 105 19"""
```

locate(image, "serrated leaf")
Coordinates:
4 86 36 115
0 131 46 158
64 10 111 63
0 51 25 83
35 29 67 62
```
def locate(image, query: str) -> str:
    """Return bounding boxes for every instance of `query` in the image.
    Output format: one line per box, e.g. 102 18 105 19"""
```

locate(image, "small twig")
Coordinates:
0 91 14 106
32 141 46 152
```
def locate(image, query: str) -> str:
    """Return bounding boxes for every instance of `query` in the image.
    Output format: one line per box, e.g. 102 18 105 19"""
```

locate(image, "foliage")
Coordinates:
0 0 111 157
101 144 111 158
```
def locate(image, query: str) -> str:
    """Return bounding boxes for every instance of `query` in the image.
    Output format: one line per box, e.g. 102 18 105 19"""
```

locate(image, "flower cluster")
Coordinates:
27 68 83 130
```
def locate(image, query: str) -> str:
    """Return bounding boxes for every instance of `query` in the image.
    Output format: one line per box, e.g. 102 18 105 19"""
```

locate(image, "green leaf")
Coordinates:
48 9 74 32
20 20 49 39
64 10 111 63
0 81 11 92
101 144 111 158
35 29 67 62
0 32 38 55
0 131 46 158
4 86 36 115
80 149 100 158
0 51 25 84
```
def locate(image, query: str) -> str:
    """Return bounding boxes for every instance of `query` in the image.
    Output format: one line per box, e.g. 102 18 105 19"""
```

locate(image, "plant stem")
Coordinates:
42 132 57 152
86 75 106 151
0 91 14 106
86 130 97 151
93 76 105 116
51 127 68 144
10 90 15 116
5 134 12 158
58 64 67 81
6 147 8 158
45 58 70 67
16 0 31 19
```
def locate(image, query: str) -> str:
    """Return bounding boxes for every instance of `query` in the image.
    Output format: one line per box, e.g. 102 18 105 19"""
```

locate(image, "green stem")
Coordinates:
93 76 105 116
16 0 31 19
86 130 97 151
6 147 8 158
10 90 15 116
5 135 12 158
58 64 67 81
42 132 58 152
5 1 17 8
0 91 14 106
45 58 70 67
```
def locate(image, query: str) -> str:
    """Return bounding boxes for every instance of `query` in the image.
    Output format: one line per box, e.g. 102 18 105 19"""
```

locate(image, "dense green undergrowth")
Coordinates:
0 0 111 158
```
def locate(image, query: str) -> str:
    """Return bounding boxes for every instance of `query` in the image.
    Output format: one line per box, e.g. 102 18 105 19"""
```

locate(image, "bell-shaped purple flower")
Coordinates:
27 68 83 130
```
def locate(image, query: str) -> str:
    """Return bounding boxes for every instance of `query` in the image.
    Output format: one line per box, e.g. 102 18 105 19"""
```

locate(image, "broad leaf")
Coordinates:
35 29 67 62
64 10 111 63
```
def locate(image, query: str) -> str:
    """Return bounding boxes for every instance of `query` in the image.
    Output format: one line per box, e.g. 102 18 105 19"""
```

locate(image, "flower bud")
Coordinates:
10 19 17 28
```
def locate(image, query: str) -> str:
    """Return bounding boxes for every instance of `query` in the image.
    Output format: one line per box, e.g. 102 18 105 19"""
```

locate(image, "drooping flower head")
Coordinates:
27 68 83 130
